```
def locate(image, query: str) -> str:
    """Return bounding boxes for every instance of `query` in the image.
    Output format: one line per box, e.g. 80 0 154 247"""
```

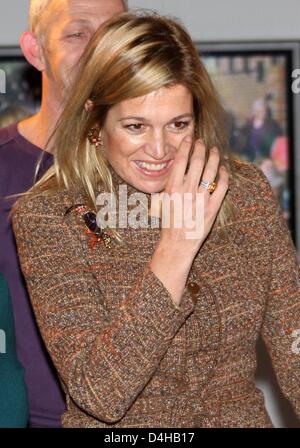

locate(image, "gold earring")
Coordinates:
88 128 103 148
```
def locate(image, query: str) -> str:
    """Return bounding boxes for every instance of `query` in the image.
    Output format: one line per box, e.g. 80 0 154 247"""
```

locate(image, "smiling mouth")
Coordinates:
133 160 172 172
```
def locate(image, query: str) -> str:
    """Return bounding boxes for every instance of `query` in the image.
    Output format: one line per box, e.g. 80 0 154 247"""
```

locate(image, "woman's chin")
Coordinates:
134 180 165 194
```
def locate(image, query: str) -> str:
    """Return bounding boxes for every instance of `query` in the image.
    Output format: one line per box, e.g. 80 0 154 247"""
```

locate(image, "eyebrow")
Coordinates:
64 18 92 27
118 113 194 122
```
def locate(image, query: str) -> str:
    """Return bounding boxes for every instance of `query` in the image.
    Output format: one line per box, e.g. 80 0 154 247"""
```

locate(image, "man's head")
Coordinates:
21 0 127 108
28 0 128 39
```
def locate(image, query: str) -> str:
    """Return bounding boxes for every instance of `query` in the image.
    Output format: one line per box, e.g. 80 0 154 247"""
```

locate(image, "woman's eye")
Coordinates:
125 124 145 132
170 121 190 131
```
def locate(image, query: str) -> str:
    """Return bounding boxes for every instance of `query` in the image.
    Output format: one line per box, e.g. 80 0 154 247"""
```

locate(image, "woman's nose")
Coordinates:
144 131 169 160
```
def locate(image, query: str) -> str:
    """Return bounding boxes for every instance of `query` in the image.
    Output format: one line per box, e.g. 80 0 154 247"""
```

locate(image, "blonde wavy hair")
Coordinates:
12 11 245 237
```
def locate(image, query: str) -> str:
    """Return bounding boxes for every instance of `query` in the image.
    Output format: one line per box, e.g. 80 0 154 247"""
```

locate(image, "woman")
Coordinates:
0 273 28 427
11 12 300 428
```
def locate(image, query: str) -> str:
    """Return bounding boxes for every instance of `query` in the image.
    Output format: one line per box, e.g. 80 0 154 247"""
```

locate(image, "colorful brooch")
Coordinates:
64 204 113 249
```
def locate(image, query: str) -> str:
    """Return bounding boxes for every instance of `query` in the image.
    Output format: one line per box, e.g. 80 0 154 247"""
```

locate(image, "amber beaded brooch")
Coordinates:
64 204 114 249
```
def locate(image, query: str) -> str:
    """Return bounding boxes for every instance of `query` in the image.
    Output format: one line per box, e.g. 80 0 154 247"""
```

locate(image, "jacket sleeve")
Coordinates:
255 166 300 419
12 195 196 424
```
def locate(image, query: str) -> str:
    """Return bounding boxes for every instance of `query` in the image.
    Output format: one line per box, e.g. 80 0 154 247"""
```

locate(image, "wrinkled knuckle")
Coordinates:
210 148 220 159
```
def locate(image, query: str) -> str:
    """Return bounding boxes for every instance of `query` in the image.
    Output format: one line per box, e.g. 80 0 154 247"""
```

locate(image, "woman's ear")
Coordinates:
19 31 46 72
84 99 95 112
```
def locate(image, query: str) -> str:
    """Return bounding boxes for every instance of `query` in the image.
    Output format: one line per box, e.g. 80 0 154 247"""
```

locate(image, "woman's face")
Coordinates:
101 84 195 193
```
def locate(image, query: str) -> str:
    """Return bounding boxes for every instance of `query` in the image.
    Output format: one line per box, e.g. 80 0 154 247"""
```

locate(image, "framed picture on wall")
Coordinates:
0 47 41 128
198 42 300 249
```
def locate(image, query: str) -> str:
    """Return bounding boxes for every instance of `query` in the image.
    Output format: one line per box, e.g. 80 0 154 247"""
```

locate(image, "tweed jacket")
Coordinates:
12 160 300 428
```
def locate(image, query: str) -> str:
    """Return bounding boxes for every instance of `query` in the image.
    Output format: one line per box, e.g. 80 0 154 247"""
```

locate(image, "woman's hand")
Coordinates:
160 135 229 258
149 136 229 306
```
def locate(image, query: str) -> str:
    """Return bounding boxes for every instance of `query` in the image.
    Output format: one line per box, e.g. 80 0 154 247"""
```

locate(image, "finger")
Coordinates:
198 147 220 193
184 139 206 188
208 165 229 209
167 135 193 187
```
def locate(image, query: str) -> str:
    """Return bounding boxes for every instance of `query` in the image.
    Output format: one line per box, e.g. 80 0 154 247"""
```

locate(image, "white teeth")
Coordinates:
136 161 168 171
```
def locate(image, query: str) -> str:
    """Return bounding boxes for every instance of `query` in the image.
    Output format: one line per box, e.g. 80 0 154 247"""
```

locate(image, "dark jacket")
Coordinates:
0 272 28 428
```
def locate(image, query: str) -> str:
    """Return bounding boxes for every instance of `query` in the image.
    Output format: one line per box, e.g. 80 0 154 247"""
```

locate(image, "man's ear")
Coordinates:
19 31 46 72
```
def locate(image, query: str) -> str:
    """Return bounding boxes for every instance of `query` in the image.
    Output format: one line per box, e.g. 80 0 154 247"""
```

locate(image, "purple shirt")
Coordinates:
0 123 66 427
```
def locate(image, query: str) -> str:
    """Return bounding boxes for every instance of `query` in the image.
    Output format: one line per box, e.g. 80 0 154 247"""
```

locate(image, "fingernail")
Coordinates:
185 135 192 142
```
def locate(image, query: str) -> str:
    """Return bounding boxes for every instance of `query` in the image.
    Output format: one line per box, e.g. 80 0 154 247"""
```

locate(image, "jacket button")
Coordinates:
187 281 200 295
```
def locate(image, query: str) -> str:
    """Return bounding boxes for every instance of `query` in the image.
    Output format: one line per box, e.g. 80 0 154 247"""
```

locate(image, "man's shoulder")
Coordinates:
0 124 25 169
0 123 18 148
0 125 20 187
0 122 42 160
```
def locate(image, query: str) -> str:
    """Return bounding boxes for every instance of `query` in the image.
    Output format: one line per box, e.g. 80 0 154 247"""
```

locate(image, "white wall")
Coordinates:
1 0 300 45
0 0 29 46
129 0 300 41
0 0 299 428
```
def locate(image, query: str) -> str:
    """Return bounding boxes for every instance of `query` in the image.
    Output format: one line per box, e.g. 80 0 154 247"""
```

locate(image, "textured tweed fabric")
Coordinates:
12 160 300 428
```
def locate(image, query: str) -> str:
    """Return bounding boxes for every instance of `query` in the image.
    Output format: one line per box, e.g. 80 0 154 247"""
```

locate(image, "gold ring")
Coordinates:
200 180 217 193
